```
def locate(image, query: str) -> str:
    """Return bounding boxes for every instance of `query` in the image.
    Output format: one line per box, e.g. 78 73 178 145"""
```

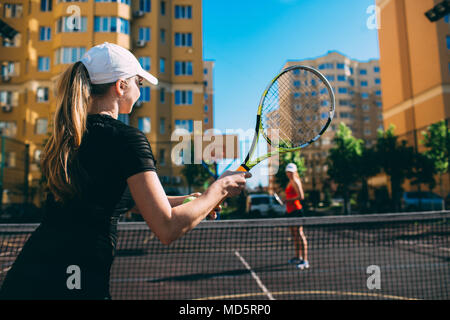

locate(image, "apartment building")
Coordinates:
376 0 450 196
0 0 212 199
269 51 382 196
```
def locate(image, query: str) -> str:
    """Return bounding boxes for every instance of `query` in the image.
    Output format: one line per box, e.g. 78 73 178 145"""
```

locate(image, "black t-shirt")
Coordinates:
0 113 157 299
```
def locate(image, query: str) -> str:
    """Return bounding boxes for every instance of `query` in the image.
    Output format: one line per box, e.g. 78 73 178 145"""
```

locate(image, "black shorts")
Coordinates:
285 209 303 218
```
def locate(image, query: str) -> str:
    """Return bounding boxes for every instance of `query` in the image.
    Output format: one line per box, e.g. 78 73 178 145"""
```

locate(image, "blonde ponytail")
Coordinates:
40 61 91 203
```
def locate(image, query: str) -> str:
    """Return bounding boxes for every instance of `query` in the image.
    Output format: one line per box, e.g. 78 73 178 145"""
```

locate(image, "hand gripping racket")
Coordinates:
236 65 335 173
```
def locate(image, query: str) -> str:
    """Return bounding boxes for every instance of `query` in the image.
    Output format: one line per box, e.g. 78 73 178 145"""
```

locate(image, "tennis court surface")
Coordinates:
1 211 449 300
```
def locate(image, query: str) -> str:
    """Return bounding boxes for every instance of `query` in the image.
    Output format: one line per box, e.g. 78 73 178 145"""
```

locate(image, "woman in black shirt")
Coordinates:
0 42 249 300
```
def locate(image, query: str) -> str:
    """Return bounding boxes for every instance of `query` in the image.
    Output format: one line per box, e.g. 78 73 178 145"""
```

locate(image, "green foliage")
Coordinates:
421 120 450 175
327 123 363 187
327 123 364 213
375 124 415 211
274 150 307 189
181 162 213 193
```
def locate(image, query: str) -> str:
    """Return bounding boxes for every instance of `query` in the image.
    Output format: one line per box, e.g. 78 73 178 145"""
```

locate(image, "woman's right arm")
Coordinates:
127 170 250 245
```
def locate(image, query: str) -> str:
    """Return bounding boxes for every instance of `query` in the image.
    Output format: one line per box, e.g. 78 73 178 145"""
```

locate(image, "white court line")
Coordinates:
234 250 275 300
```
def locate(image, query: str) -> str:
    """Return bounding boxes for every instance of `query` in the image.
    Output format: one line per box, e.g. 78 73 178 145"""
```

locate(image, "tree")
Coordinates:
327 123 363 214
409 152 437 191
355 146 380 213
375 125 415 212
421 120 450 196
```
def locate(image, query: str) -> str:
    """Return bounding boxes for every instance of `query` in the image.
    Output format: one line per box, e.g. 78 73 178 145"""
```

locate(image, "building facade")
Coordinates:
269 51 383 196
0 0 212 201
376 0 450 196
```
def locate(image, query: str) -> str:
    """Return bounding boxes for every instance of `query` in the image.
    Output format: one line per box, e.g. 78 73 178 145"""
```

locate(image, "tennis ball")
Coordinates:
183 196 197 204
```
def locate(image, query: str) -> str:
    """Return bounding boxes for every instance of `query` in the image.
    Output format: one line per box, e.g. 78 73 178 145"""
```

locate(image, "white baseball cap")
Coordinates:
285 163 297 173
80 42 158 85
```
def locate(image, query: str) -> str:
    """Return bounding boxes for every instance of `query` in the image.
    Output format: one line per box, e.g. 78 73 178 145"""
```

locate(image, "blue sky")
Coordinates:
202 0 379 187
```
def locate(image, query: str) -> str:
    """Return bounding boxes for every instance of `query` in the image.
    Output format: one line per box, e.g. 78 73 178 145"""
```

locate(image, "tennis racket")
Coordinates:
236 65 335 173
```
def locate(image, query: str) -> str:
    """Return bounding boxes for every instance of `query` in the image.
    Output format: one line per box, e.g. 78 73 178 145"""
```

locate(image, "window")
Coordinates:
203 68 208 75
364 129 371 136
376 101 382 108
339 100 349 106
375 90 382 96
40 0 52 11
375 78 381 85
204 81 208 87
362 104 370 111
139 57 151 71
0 91 15 105
293 92 301 98
1 62 17 77
338 87 347 94
318 63 334 70
35 118 48 134
447 35 450 50
2 34 20 47
361 92 369 99
160 29 166 43
160 88 165 103
364 116 370 122
139 0 151 12
175 119 193 132
349 79 355 87
204 105 208 112
293 80 300 88
139 87 151 102
37 87 49 102
139 27 151 41
378 114 383 120
374 66 380 73
0 121 17 137
359 69 367 75
160 118 165 134
138 117 151 133
160 1 166 15
38 57 50 71
57 17 87 32
175 5 192 19
94 17 129 34
337 75 346 82
4 4 23 18
204 117 209 124
361 81 368 87
39 27 51 41
175 90 193 105
174 33 192 47
160 58 165 73
55 47 85 64
337 63 345 69
326 75 335 82
174 61 193 76
117 114 129 125
159 149 165 165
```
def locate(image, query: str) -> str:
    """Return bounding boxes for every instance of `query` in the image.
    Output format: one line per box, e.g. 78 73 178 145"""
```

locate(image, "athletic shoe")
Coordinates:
288 257 302 265
296 260 310 270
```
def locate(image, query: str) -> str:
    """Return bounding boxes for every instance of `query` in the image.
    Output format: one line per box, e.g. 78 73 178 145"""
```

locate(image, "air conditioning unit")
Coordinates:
2 105 12 113
135 40 146 48
133 10 145 18
134 100 143 108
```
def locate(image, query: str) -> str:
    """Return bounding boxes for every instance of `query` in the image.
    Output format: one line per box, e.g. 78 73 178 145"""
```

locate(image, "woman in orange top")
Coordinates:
285 163 309 270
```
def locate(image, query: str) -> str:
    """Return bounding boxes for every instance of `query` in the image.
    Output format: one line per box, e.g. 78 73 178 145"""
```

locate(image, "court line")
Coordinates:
194 290 420 301
234 250 275 300
398 240 450 252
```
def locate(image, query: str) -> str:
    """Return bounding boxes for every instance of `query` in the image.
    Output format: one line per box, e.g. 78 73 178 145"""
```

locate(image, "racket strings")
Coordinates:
261 67 333 148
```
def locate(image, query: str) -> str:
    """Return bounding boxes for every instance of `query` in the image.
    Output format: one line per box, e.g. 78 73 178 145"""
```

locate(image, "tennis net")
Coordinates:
0 211 449 300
